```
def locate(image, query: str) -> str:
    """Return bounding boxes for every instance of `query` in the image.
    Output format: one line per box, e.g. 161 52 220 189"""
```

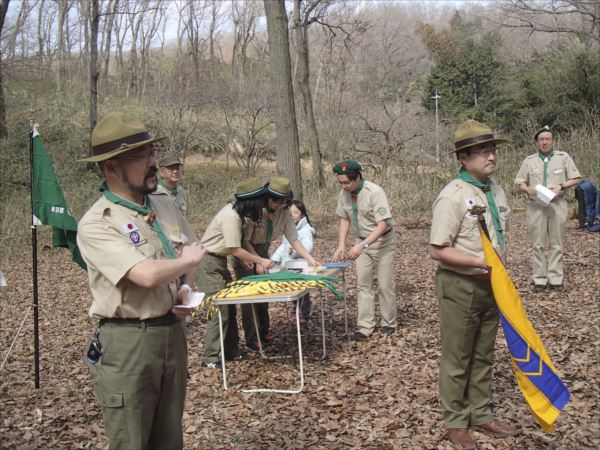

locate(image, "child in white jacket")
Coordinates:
271 200 316 322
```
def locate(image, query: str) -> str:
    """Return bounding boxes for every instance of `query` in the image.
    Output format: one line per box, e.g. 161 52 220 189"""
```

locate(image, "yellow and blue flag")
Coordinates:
479 224 569 432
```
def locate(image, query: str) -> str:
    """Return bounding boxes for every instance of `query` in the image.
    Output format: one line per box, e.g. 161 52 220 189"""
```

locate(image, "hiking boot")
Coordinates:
201 360 222 370
472 419 520 438
351 331 369 341
245 341 264 353
262 333 274 345
549 284 566 292
446 428 475 450
381 326 396 335
533 284 546 293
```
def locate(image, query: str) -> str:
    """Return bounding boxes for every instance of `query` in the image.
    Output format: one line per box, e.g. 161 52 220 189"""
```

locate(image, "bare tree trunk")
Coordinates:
101 0 118 95
89 0 99 154
5 0 29 60
0 0 10 138
293 0 324 186
56 0 70 92
264 0 303 199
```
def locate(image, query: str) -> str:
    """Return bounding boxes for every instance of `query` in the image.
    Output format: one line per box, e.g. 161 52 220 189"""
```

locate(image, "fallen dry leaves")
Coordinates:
0 213 598 449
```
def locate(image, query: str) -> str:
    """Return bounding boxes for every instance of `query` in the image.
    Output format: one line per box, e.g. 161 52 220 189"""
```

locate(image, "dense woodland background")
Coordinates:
0 1 599 448
0 0 598 255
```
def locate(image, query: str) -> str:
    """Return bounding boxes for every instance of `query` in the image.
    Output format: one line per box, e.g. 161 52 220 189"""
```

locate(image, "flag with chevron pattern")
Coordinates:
479 224 569 432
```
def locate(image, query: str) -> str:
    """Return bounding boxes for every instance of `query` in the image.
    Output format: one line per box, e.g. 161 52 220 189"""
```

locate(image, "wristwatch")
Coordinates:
361 240 369 248
560 183 566 191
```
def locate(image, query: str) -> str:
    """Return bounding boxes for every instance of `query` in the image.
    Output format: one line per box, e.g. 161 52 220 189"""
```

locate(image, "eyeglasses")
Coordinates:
470 147 497 157
116 150 157 163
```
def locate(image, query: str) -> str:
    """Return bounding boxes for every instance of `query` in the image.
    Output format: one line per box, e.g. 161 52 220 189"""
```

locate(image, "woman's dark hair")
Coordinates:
234 195 266 222
290 200 312 227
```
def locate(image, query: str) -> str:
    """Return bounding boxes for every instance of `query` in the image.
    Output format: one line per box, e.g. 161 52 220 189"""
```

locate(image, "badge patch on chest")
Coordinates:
465 198 477 208
553 168 563 175
129 232 147 247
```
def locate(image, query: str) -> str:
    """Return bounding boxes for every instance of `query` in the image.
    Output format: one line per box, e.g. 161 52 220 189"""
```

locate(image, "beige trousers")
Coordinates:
527 198 568 285
354 233 397 335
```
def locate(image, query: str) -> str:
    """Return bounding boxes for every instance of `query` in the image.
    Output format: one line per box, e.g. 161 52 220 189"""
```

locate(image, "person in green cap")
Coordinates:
153 151 189 217
77 112 207 450
429 119 518 449
514 126 581 292
331 160 397 341
234 177 319 352
199 178 276 368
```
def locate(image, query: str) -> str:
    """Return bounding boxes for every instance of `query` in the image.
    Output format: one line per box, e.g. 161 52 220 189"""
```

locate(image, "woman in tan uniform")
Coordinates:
199 178 275 369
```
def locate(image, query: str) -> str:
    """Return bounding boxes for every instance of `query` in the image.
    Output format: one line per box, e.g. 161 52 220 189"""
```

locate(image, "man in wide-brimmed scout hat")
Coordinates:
429 119 518 449
450 119 507 154
153 151 189 217
235 176 318 353
77 112 206 449
331 159 397 342
80 112 166 162
515 125 581 293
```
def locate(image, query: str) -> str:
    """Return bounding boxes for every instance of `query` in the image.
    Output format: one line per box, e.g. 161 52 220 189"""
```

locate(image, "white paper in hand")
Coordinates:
534 184 556 205
173 291 205 310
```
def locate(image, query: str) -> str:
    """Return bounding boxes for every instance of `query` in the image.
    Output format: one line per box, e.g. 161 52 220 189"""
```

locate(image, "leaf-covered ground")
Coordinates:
1 213 598 449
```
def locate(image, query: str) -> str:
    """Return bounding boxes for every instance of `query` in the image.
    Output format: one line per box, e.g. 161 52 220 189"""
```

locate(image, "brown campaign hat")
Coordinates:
450 119 507 153
79 112 166 162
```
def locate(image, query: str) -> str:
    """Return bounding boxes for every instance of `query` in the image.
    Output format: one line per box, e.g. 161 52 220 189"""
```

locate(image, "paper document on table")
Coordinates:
534 184 556 206
322 261 352 269
173 291 205 310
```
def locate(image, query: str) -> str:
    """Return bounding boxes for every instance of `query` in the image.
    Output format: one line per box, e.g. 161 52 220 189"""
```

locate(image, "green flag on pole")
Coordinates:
32 126 86 270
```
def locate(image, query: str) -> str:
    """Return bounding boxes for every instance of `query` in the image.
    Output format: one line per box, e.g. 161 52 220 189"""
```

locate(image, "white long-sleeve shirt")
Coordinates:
271 217 315 264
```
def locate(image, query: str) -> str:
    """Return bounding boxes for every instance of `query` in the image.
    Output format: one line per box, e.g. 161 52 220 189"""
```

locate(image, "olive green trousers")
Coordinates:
436 268 499 429
88 319 187 450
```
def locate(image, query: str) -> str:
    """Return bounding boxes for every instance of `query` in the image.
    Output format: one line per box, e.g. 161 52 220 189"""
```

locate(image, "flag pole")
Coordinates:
28 115 41 389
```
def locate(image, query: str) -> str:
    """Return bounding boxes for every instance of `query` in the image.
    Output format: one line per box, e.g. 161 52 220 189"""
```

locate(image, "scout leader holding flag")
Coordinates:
331 160 397 341
77 112 207 450
200 178 276 369
235 177 319 353
514 126 581 293
428 120 518 450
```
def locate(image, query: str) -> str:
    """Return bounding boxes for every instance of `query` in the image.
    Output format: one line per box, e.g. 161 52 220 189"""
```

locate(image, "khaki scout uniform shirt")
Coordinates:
514 150 581 190
154 183 189 216
245 208 299 245
200 203 243 256
429 179 510 275
335 180 395 238
78 195 196 320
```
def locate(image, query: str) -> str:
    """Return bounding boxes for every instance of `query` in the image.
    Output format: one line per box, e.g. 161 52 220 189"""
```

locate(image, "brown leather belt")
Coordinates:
100 312 179 328
359 228 393 240
470 272 491 280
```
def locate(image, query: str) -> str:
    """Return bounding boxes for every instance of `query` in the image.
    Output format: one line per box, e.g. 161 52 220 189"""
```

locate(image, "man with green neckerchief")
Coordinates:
154 152 189 217
77 112 207 450
331 160 397 341
515 126 581 293
429 120 518 449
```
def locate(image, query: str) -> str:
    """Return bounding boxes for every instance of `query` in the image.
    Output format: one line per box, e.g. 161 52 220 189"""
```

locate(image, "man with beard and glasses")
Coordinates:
77 112 207 450
429 120 518 449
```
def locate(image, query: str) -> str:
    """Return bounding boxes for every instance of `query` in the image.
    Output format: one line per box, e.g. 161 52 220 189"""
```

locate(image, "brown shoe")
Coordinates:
472 419 520 438
446 428 475 450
